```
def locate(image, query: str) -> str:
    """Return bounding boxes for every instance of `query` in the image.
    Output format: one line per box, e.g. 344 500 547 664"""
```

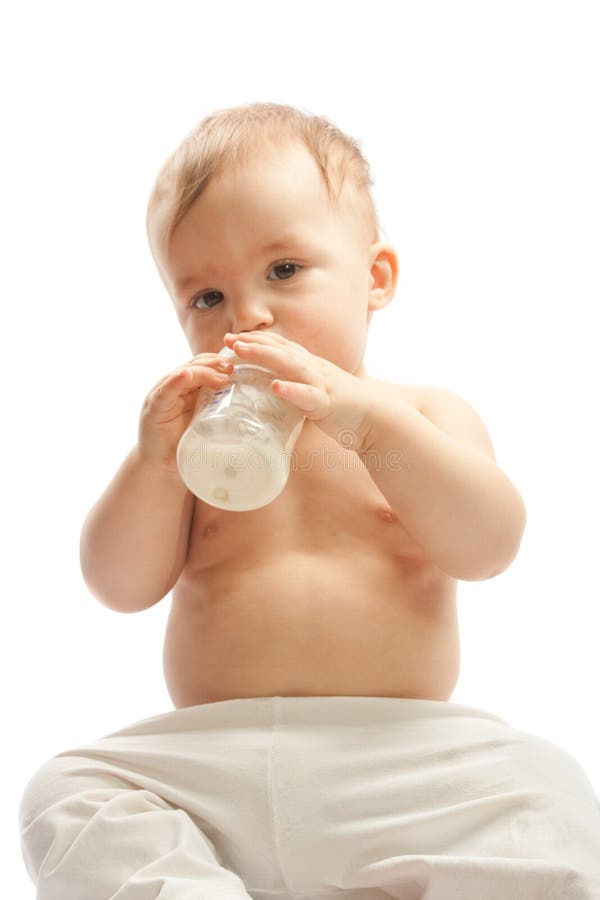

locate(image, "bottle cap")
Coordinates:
218 346 236 358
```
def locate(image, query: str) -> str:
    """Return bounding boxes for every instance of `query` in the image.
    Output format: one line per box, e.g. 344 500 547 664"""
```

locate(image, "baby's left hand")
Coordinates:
223 331 372 452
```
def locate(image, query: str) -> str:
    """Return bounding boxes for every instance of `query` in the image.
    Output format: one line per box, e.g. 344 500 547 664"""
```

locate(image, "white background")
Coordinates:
3 1 599 893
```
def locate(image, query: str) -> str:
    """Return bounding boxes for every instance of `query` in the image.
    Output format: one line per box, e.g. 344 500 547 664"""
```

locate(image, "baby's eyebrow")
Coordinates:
259 236 307 254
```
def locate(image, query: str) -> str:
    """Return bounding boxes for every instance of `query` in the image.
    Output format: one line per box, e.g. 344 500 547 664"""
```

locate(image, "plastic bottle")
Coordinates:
176 346 306 511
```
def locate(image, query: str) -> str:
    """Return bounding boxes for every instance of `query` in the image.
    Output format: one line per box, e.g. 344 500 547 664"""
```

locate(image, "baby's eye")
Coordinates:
190 262 301 310
267 262 302 281
190 290 223 311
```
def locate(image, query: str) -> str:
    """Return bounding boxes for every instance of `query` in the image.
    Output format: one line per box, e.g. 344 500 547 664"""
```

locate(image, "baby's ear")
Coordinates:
367 242 399 312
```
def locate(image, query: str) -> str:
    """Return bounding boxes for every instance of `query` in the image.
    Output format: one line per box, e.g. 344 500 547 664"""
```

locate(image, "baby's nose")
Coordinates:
229 307 275 334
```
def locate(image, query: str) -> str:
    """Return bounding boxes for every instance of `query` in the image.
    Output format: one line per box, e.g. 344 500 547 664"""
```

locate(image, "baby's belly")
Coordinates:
163 550 460 708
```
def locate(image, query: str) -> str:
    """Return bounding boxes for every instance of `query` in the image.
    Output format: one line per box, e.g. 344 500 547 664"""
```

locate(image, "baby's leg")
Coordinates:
19 748 253 900
260 696 600 900
19 750 253 899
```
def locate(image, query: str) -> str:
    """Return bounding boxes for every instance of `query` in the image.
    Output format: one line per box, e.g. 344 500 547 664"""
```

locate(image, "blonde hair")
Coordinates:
146 101 381 253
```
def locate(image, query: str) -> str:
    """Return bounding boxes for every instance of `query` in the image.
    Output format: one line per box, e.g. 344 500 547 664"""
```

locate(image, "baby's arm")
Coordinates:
359 383 526 581
79 351 233 613
80 445 195 613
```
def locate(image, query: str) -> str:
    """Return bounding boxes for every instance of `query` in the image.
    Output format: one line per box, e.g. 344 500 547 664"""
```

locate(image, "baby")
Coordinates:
19 103 600 900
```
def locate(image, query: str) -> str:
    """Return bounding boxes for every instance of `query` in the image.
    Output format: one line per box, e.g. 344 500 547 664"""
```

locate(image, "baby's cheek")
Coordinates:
334 325 369 372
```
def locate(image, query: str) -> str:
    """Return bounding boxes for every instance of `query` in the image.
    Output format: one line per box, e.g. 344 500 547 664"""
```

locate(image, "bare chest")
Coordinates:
164 408 459 708
184 426 429 568
183 385 435 567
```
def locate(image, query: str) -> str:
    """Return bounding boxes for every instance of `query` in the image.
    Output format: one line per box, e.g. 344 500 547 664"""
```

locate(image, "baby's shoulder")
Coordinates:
367 379 497 463
364 378 433 415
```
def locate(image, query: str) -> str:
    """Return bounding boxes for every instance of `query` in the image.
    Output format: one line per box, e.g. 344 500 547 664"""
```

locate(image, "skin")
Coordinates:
145 140 461 708
147 140 399 382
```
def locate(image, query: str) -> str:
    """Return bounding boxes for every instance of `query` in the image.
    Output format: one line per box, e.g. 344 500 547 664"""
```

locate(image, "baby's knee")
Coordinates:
525 734 599 804
20 755 74 832
19 754 84 880
19 751 144 883
19 751 130 833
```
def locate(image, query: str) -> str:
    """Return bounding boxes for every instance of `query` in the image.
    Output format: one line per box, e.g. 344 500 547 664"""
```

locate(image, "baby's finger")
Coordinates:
151 357 231 394
189 352 233 367
170 364 231 389
150 366 229 411
183 361 234 383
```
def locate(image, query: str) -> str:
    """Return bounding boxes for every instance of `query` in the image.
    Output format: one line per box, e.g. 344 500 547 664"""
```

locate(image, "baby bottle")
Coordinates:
176 346 306 511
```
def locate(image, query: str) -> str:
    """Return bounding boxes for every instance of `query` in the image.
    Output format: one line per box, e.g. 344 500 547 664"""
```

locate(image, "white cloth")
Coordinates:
19 696 600 899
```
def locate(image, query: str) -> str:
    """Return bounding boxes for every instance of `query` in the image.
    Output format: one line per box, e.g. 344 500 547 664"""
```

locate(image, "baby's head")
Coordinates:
146 102 398 378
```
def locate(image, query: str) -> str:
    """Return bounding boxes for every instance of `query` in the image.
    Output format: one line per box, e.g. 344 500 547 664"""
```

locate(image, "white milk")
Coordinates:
176 348 306 511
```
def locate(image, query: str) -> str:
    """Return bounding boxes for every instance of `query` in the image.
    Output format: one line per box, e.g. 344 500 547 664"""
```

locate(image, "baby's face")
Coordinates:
148 141 392 378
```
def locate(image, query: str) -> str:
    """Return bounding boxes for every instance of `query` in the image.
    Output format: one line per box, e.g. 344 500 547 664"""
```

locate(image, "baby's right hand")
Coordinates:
138 352 233 474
